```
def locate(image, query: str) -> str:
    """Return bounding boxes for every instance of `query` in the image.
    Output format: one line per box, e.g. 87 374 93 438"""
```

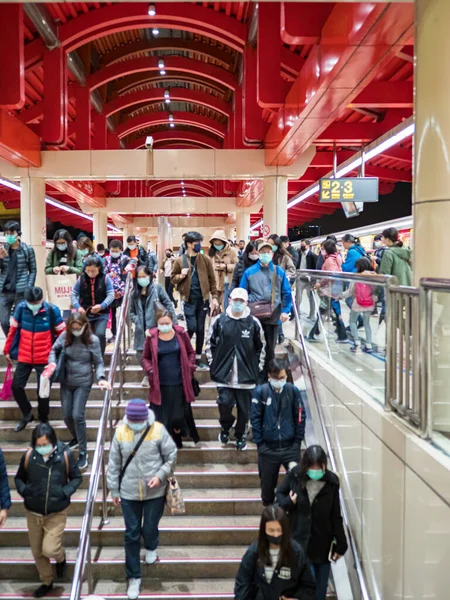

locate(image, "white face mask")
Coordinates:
72 325 86 338
127 244 136 251
110 251 121 259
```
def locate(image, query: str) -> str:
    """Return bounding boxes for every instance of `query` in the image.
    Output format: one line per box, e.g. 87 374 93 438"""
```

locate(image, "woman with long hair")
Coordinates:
142 308 199 448
277 445 348 600
45 229 83 276
235 504 315 600
230 241 259 292
47 313 110 469
379 227 412 286
77 236 104 267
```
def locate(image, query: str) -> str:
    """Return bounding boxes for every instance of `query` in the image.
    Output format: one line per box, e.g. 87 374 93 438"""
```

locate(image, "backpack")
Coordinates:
355 282 374 307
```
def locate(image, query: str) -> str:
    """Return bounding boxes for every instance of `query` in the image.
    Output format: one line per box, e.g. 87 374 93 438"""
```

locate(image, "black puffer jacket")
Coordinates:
0 242 36 294
234 540 315 600
15 441 82 516
276 467 348 563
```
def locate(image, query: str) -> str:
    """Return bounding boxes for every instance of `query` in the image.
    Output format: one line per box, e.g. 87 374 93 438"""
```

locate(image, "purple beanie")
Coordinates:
126 399 149 422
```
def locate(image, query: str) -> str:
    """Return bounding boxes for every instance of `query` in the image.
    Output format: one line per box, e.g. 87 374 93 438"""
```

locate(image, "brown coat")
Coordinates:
171 252 218 302
210 243 239 292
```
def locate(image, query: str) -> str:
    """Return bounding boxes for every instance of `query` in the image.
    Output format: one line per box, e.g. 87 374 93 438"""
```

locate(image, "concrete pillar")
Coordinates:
149 236 158 252
139 233 149 253
263 175 288 237
20 177 46 292
227 225 235 243
92 211 108 246
157 217 172 285
236 211 251 243
415 0 450 434
122 224 133 248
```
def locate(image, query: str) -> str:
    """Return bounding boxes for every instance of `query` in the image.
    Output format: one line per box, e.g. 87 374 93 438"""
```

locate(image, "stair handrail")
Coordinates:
70 272 134 600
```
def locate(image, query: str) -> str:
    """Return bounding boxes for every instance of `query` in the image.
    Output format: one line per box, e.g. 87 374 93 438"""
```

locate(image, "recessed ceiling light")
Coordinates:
148 4 156 16
152 28 160 35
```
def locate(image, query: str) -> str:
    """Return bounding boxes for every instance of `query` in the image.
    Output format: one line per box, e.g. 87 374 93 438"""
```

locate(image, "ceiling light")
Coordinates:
165 98 171 104
187 213 190 216
168 113 174 122
164 90 170 99
158 59 165 69
169 122 175 128
180 180 184 185
148 4 156 16
152 28 160 35
159 69 166 75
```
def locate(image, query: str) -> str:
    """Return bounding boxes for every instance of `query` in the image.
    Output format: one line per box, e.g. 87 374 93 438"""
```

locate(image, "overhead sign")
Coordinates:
319 177 379 203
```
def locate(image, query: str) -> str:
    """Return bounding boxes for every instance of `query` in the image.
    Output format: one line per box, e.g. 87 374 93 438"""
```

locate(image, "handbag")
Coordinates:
0 365 13 401
248 266 278 321
165 474 185 515
192 377 200 397
118 424 151 491
51 347 67 384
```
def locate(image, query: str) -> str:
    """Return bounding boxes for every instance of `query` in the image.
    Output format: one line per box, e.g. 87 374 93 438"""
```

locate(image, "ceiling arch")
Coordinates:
117 111 227 140
115 73 228 97
127 131 222 150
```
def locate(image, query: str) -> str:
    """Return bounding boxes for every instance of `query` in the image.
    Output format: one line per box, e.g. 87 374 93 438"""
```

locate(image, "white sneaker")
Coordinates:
127 578 141 600
141 376 149 388
145 549 158 564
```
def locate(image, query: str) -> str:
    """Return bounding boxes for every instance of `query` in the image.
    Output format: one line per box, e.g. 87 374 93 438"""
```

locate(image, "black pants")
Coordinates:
184 298 209 356
262 323 278 371
88 315 108 356
12 362 50 421
0 292 24 337
165 276 176 305
258 444 301 505
217 387 252 439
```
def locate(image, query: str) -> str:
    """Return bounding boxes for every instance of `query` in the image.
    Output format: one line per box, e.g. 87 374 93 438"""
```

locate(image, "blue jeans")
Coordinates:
345 296 363 327
311 562 331 600
223 282 230 309
88 314 108 356
121 496 166 579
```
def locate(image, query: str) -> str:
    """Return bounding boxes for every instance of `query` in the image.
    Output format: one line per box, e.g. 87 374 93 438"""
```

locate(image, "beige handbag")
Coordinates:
165 475 185 515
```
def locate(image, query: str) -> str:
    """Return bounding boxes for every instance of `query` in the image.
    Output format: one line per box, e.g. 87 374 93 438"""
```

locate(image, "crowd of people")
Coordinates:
0 219 411 599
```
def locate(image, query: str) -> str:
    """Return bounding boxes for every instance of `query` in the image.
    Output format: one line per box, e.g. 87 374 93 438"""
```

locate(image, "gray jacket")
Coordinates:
129 283 177 351
48 331 106 388
0 242 36 294
107 411 177 501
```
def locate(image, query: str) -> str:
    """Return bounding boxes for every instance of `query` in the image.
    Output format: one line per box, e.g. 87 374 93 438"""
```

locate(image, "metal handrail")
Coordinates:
298 268 394 285
69 273 134 600
420 277 450 291
290 291 371 600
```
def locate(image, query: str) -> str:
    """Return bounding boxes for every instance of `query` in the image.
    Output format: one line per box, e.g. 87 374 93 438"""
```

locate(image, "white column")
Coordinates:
139 233 149 253
20 177 46 292
122 224 133 248
157 217 172 285
236 211 251 243
92 211 108 246
263 175 288 237
227 225 235 242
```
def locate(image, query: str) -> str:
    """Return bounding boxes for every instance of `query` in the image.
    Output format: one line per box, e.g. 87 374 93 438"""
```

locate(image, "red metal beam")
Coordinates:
243 47 268 143
113 72 228 97
379 146 412 163
127 131 222 150
0 110 41 167
92 113 107 150
315 116 407 144
281 2 334 45
87 57 236 93
0 5 24 109
349 81 413 109
257 3 288 108
18 103 44 125
75 84 91 150
42 47 67 146
47 181 106 209
265 3 414 165
117 112 227 140
104 88 230 119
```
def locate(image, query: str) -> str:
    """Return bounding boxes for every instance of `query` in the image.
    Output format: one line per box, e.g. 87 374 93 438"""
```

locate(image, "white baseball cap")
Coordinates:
229 287 248 302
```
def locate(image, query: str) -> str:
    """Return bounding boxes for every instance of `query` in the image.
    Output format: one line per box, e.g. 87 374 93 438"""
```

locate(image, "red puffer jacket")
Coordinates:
4 301 65 364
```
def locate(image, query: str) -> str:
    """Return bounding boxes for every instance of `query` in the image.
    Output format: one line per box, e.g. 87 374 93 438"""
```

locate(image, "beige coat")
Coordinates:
210 243 239 291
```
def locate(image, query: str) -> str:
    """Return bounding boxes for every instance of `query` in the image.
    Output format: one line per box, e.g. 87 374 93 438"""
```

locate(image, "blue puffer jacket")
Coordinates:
342 244 366 273
251 383 306 449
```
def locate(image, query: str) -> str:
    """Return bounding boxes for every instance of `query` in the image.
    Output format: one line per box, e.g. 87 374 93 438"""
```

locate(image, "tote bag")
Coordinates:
46 274 77 311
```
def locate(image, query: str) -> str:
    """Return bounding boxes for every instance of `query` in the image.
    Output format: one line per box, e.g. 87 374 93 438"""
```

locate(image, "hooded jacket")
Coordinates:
48 331 106 388
142 325 196 405
380 245 412 286
206 306 266 386
15 441 82 516
209 230 239 292
107 410 177 501
234 540 315 600
276 467 348 563
342 244 366 273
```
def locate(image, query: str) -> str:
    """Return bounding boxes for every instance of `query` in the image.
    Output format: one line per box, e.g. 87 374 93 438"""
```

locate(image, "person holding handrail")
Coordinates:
107 399 177 600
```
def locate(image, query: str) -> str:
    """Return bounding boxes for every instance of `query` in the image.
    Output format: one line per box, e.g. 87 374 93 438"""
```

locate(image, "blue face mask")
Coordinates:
271 244 278 252
193 242 202 253
79 248 89 257
5 233 17 245
27 302 42 315
231 301 245 313
307 469 324 481
137 277 150 288
128 421 147 432
270 378 287 390
35 444 53 456
158 324 173 333
214 244 224 251
259 253 272 265
56 243 67 252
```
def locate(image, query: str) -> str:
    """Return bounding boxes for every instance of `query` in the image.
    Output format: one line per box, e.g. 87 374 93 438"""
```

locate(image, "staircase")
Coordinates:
0 351 263 599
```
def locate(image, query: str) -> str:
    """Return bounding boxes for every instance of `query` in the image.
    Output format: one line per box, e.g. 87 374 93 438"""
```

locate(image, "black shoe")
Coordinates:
278 333 285 344
68 439 79 450
14 413 34 433
56 555 66 579
39 417 49 424
77 453 88 470
107 336 116 344
33 583 53 598
218 430 230 445
236 437 247 451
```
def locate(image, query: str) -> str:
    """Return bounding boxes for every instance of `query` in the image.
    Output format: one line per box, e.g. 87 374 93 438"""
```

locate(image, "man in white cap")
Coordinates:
206 287 266 451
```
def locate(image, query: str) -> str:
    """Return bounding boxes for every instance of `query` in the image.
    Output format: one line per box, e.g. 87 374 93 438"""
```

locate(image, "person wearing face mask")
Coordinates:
277 445 348 600
4 287 66 432
107 399 177 600
96 243 109 259
208 229 239 311
171 231 219 368
129 266 177 387
46 313 110 470
235 504 315 600
206 288 266 451
251 358 306 506
161 248 177 307
15 423 82 598
297 239 317 321
77 236 104 268
104 240 129 343
0 221 37 337
142 309 199 448
240 241 292 371
123 235 148 268
45 229 83 277
230 241 259 293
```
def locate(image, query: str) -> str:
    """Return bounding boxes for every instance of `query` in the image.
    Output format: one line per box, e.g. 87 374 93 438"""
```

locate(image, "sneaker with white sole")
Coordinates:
145 550 158 564
127 578 141 600
141 376 149 388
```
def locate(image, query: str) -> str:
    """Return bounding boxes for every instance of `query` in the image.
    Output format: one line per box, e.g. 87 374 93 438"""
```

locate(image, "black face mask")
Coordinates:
300 246 306 252
266 534 282 546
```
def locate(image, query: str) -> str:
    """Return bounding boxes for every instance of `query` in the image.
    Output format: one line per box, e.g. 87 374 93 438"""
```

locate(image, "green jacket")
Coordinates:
45 249 83 275
380 246 412 286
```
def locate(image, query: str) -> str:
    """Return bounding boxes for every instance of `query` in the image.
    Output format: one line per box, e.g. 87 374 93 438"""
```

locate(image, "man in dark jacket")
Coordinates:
171 231 219 367
0 221 37 336
0 448 11 527
123 235 148 267
206 287 266 451
251 358 306 505
15 423 82 598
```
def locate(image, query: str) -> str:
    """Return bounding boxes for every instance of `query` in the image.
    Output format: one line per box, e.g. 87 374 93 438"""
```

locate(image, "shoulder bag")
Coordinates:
166 473 185 515
118 424 151 491
248 266 278 321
